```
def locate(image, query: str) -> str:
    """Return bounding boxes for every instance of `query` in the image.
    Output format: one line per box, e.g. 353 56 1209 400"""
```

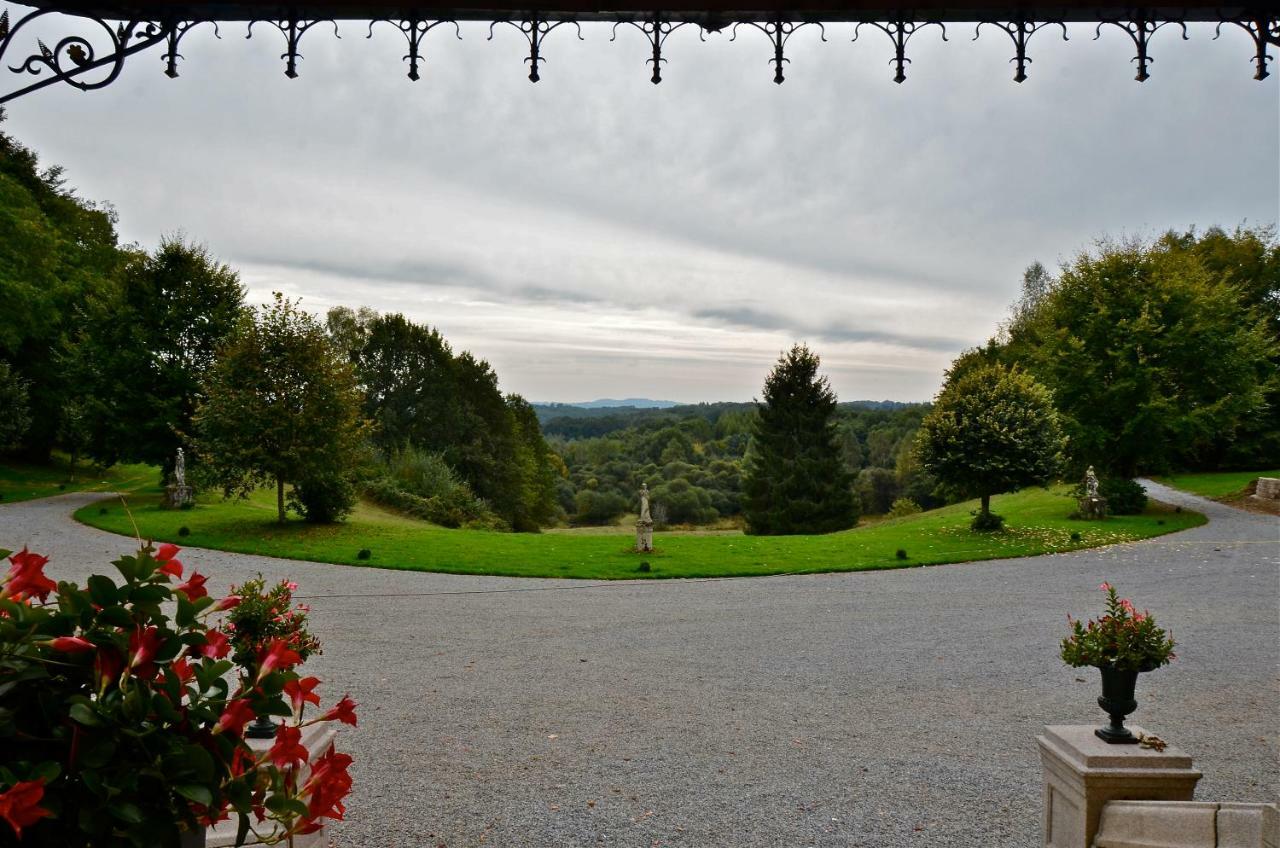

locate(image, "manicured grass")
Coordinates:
75 485 1204 580
1154 469 1280 499
0 456 156 504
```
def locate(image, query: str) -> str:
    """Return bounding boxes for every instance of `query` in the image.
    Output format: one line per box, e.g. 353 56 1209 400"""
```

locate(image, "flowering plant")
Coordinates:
223 576 321 670
1060 583 1176 672
0 544 356 846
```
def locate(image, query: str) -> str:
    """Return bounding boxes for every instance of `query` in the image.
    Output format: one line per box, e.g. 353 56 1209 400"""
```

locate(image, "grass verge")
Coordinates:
1154 469 1280 499
0 456 156 504
74 484 1204 580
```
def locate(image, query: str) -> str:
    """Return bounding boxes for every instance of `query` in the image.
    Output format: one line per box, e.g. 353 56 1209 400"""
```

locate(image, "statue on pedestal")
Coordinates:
1078 465 1107 520
635 483 654 553
163 446 195 509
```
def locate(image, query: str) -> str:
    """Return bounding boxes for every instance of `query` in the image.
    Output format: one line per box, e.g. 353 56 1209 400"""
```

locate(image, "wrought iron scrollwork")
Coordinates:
369 17 460 81
162 20 218 78
1215 14 1280 80
731 16 825 83
854 19 947 83
1096 13 1188 81
246 17 339 78
610 12 692 84
0 8 169 103
489 14 582 82
974 19 1067 82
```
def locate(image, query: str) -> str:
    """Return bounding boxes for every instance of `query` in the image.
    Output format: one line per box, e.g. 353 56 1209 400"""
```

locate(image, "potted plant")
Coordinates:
1060 582 1176 743
222 576 321 739
0 544 357 846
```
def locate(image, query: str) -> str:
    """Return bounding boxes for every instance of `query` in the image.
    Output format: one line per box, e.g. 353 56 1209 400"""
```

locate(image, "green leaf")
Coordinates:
69 702 101 727
86 575 118 607
174 784 213 808
112 802 144 824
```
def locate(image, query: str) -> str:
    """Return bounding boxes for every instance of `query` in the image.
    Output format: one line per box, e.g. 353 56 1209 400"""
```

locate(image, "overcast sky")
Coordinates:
6 17 1277 402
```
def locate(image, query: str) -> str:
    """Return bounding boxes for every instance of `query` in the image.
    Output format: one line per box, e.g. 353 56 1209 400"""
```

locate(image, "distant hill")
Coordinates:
535 398 680 410
533 398 928 434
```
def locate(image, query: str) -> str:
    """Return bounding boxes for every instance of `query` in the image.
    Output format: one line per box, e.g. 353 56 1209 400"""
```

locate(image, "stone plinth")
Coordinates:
1255 477 1280 500
1093 800 1279 848
635 518 653 553
206 722 338 847
163 483 194 509
1037 725 1202 848
1078 496 1108 520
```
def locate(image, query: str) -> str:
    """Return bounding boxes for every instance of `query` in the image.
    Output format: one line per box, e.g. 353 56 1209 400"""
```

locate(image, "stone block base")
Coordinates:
1255 477 1280 500
1078 496 1108 520
1094 800 1280 848
1038 725 1201 848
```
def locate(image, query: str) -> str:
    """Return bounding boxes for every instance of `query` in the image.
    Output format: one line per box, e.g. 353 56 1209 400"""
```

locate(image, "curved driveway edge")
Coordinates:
2 483 1276 847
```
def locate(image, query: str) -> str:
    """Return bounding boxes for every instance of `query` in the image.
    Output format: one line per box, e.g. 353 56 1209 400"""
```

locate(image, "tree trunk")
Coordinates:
980 493 990 518
276 476 286 524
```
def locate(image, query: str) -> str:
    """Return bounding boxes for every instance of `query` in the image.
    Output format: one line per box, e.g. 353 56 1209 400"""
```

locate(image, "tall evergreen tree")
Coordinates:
742 345 858 535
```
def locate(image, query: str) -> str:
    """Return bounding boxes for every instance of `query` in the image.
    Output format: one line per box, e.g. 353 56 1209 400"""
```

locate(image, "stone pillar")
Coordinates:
1037 725 1202 848
635 518 654 553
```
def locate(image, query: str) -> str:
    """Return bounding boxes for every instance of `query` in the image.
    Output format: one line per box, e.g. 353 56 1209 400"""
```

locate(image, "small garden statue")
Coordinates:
1061 582 1176 743
1078 464 1107 519
163 446 195 509
635 483 654 553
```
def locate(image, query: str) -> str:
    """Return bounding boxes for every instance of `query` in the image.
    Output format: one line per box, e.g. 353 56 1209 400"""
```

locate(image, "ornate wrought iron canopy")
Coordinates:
0 0 1276 102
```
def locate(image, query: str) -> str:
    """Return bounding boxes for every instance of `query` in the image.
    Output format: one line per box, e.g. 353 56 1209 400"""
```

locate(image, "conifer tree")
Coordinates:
742 345 858 535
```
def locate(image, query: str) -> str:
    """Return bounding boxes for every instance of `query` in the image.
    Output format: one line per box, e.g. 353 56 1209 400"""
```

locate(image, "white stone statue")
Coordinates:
175 447 187 489
1085 465 1099 499
639 483 652 523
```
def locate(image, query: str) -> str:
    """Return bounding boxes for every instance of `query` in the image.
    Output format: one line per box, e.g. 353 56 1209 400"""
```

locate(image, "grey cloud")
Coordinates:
694 307 971 352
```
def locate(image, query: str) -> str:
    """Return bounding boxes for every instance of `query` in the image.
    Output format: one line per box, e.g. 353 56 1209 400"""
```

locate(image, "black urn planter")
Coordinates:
1095 666 1141 744
245 714 279 739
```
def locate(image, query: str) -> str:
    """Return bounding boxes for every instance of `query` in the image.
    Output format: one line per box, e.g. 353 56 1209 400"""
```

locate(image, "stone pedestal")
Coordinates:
1094 800 1280 848
1038 725 1202 848
635 518 654 553
205 722 338 847
1078 496 1108 520
163 483 194 509
1255 477 1280 500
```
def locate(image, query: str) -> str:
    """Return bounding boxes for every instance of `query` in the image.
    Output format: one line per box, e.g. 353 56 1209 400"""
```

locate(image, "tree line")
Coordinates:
0 123 559 530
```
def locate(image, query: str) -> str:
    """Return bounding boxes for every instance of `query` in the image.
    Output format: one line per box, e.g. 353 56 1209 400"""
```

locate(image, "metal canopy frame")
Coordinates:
0 0 1275 102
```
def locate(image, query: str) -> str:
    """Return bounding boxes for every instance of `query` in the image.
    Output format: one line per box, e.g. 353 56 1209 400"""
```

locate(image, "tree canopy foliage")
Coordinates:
916 362 1064 528
196 295 369 523
742 345 858 535
998 231 1277 476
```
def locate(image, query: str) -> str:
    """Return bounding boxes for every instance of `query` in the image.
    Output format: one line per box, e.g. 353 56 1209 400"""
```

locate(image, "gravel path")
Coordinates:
2 481 1276 847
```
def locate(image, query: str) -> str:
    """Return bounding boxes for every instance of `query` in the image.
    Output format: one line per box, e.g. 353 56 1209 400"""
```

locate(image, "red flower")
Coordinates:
3 548 56 602
298 745 353 831
47 636 95 654
198 629 231 660
175 572 208 602
285 676 322 713
0 778 51 838
216 698 256 736
257 639 303 680
128 626 163 678
321 695 358 727
165 655 194 686
1099 582 1112 592
268 724 309 770
94 647 123 689
154 543 184 578
214 595 242 612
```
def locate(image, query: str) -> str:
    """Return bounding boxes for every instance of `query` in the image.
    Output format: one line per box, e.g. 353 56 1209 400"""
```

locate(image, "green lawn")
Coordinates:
1154 469 1280 499
0 456 156 504
74 485 1204 580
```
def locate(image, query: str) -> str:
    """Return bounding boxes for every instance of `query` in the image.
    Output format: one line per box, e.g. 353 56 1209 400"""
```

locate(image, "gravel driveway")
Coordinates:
2 480 1276 847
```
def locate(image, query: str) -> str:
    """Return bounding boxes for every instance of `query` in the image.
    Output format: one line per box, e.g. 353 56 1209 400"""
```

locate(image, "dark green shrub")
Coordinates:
970 510 1006 531
1070 531 1082 542
178 525 190 537
572 489 630 526
637 562 651 573
58 483 65 490
291 473 356 523
1100 478 1148 515
888 498 922 519
895 548 908 560
97 506 106 515
363 476 501 529
357 548 371 560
